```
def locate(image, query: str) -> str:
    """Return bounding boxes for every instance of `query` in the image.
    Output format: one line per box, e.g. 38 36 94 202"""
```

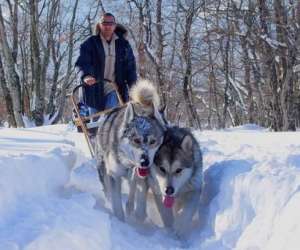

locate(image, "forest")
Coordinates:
0 0 299 131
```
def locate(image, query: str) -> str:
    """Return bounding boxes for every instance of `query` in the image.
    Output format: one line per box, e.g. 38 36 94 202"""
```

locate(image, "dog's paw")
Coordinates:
116 211 125 222
174 229 186 240
134 209 146 223
173 220 188 241
125 200 134 216
177 237 190 248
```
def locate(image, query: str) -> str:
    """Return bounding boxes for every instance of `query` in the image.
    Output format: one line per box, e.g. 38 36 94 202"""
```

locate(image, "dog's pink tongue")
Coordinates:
163 195 175 208
136 167 149 177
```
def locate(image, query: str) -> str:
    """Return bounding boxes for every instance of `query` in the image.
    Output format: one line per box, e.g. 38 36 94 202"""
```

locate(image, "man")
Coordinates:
75 12 137 115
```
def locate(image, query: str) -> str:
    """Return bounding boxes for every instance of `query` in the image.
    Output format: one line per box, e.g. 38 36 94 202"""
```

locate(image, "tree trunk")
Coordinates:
221 35 230 129
131 1 147 78
181 3 201 129
51 0 79 124
155 0 166 107
0 5 24 127
29 0 43 125
0 54 17 127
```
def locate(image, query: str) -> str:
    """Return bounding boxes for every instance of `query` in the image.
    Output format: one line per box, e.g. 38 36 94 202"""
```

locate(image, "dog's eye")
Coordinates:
175 168 182 174
149 139 156 145
159 167 166 174
133 138 142 145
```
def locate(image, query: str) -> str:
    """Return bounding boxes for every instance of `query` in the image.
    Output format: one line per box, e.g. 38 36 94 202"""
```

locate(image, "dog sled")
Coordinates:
71 80 202 237
71 82 125 158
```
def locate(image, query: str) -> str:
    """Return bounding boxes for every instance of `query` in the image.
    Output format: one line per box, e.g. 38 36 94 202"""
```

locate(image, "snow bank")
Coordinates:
0 126 110 250
0 124 299 250
196 129 300 250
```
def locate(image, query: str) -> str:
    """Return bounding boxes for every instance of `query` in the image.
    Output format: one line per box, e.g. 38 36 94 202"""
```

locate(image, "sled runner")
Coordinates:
71 82 125 157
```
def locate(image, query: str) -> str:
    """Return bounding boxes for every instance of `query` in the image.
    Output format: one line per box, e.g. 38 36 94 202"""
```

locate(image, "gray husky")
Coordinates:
149 126 203 238
94 80 166 221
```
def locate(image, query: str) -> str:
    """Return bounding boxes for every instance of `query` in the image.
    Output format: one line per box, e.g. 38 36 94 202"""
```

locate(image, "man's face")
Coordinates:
100 16 116 39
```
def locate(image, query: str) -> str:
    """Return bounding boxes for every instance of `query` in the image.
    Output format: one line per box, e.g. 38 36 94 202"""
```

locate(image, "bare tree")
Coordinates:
50 0 79 124
203 0 221 128
0 54 16 126
128 0 147 78
180 0 202 128
0 4 24 127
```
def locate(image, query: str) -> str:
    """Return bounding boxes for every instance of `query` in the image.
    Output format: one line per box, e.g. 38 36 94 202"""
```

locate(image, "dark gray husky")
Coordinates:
126 126 203 239
151 127 203 238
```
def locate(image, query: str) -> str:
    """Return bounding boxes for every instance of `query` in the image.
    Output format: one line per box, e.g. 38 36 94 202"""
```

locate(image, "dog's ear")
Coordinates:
159 103 166 114
124 103 135 122
158 103 168 126
153 106 168 130
181 134 194 154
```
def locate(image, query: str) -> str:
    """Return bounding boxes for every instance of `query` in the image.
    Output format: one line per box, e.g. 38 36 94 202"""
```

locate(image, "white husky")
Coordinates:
94 80 166 221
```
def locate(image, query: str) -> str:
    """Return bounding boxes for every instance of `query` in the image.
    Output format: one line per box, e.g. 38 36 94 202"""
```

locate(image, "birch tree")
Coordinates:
0 3 24 127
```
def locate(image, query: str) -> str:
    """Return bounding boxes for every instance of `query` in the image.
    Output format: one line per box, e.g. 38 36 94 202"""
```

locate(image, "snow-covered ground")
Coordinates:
0 124 299 250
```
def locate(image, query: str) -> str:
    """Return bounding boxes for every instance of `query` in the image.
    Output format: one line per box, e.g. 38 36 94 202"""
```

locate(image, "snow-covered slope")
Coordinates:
0 124 299 250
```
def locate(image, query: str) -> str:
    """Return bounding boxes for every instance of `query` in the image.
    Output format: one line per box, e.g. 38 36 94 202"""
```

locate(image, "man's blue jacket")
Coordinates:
75 30 137 110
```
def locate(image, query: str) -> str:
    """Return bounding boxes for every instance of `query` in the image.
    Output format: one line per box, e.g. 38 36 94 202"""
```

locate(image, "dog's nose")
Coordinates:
165 186 174 196
140 154 150 167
